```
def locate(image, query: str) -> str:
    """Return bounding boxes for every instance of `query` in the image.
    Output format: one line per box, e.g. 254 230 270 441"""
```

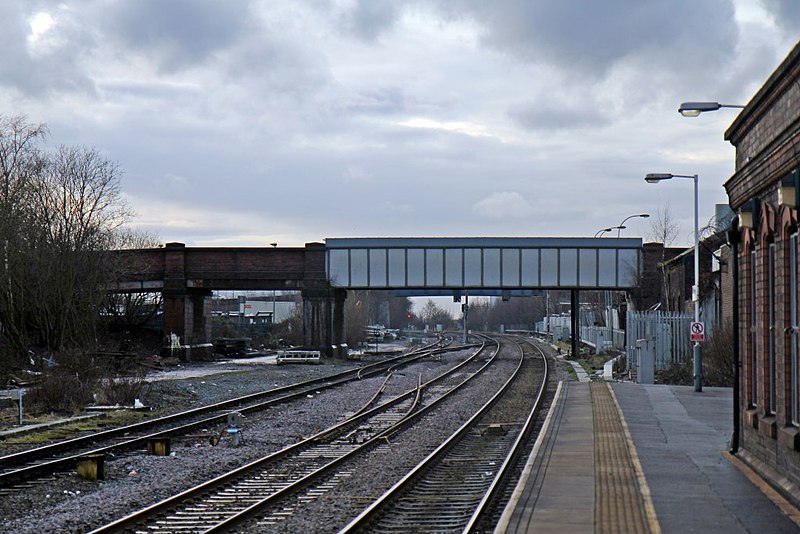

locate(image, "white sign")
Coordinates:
690 322 705 342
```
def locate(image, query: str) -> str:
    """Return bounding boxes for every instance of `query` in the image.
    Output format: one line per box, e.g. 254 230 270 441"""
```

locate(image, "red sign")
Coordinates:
690 322 705 342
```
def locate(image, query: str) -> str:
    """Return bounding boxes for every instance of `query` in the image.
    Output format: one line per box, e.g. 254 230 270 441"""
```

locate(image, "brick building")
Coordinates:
725 41 800 499
626 242 685 311
659 224 734 332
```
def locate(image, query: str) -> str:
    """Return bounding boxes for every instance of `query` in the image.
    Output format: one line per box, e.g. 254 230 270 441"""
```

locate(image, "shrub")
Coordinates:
656 359 692 385
94 374 152 406
27 367 98 415
25 351 107 414
704 319 734 387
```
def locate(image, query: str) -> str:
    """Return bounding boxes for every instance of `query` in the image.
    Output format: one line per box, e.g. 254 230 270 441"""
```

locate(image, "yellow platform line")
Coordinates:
592 382 660 534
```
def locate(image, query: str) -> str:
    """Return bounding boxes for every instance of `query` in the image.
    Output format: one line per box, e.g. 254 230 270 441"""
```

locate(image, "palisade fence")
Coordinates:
626 311 693 371
580 325 625 351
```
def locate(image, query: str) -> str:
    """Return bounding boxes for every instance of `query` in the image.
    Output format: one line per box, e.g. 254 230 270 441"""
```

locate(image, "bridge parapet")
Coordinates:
109 242 335 359
111 242 325 291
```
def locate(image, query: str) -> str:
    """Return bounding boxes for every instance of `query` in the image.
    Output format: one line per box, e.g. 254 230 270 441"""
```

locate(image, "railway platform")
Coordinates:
497 381 800 533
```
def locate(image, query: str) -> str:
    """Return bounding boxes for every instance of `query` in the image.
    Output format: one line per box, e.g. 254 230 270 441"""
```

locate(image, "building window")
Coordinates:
769 243 776 415
792 233 799 426
750 250 757 407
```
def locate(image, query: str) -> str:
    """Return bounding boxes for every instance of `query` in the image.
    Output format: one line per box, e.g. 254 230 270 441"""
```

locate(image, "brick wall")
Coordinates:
627 243 686 311
112 243 326 290
726 41 800 494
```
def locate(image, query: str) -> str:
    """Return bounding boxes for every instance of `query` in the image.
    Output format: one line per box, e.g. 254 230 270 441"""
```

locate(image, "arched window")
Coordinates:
750 248 757 407
768 242 776 414
790 233 798 425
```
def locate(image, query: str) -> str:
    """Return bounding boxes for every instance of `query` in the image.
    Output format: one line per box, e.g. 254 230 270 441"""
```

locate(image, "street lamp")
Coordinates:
678 102 744 117
617 213 650 237
645 172 703 392
594 228 613 238
594 226 625 238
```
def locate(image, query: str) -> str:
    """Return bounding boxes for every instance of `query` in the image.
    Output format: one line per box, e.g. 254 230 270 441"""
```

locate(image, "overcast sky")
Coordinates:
2 0 799 249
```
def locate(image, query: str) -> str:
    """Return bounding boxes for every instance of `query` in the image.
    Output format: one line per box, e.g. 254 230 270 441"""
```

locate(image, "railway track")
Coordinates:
0 338 459 490
340 336 549 533
89 335 503 532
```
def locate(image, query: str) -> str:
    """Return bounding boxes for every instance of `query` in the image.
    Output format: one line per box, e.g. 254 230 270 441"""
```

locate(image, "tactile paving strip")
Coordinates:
591 382 655 534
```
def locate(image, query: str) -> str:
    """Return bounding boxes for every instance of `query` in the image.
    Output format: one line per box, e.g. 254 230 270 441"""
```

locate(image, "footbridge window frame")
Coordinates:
326 237 642 291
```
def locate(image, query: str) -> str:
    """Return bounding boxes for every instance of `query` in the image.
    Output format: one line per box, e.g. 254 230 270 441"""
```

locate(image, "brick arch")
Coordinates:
741 226 757 254
779 204 798 239
759 202 778 244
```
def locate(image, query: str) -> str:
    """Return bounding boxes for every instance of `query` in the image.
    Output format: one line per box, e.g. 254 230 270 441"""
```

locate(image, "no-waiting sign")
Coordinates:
690 322 705 342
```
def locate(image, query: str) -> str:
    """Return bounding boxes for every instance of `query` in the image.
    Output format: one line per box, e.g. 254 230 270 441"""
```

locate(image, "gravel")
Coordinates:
244 338 544 533
0 338 572 533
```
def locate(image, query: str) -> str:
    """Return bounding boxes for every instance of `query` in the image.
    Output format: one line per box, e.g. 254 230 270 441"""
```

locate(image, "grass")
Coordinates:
0 409 151 446
567 350 617 377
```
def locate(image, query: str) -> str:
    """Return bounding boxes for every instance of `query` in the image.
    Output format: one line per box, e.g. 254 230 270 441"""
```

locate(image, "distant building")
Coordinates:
211 295 298 324
657 206 736 337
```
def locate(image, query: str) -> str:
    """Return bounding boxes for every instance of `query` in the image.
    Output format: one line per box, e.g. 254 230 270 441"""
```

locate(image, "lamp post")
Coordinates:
645 172 702 392
678 101 744 117
617 213 650 237
677 102 745 441
270 243 278 326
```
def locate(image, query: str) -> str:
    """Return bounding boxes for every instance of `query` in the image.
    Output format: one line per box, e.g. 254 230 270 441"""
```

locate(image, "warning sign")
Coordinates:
690 322 705 342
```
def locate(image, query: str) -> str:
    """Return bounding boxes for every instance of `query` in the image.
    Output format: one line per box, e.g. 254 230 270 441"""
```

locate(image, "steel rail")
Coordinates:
463 337 549 532
198 336 499 533
338 335 548 533
0 339 451 487
89 335 498 533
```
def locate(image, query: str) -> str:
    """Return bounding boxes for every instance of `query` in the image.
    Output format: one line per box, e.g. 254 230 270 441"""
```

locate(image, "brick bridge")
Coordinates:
110 242 345 358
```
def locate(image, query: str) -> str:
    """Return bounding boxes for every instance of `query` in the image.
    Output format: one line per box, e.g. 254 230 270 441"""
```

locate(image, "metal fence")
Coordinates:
626 311 692 371
580 325 625 351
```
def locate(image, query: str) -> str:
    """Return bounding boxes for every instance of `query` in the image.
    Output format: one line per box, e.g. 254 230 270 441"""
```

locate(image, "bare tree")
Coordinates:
0 116 48 368
646 202 682 311
25 146 131 352
646 202 680 246
0 115 134 372
421 300 453 328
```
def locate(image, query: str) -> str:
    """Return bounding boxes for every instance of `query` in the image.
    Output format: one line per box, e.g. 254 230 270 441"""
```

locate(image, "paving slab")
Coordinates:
498 381 800 533
498 382 594 533
612 383 799 534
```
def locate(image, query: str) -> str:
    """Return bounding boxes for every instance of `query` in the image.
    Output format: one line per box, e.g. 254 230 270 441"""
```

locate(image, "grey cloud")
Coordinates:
105 0 251 72
759 0 800 31
221 32 331 98
0 3 96 96
436 0 738 80
508 101 609 132
345 88 406 115
340 0 401 41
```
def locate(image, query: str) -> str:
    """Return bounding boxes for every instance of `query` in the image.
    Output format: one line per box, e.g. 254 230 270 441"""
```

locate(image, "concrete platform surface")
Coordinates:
497 381 800 533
